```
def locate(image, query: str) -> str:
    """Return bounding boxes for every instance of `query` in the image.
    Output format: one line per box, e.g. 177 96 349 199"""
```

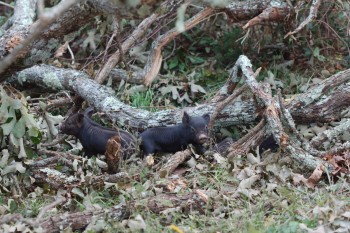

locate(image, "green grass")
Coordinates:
130 89 157 112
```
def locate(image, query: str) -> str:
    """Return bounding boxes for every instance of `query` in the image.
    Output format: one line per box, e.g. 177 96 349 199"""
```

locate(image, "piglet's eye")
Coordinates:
191 127 195 133
205 125 208 129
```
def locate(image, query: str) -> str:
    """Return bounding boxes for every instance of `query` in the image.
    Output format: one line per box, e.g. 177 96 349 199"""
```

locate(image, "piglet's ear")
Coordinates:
182 111 190 124
77 113 84 127
84 107 95 118
202 113 210 123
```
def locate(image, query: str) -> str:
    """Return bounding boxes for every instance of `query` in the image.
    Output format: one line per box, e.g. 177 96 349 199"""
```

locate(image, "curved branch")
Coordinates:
95 13 159 84
284 0 322 38
142 7 215 86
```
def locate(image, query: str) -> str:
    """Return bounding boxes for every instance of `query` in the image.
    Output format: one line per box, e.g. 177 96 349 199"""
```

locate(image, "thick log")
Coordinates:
9 63 350 128
9 64 256 129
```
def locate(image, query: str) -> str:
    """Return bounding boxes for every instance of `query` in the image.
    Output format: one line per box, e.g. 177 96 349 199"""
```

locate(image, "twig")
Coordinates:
35 195 67 224
67 43 75 65
103 14 119 61
38 149 82 161
234 119 265 148
284 0 322 38
41 135 68 147
243 6 290 30
29 155 60 168
209 84 248 130
11 174 23 199
0 1 14 9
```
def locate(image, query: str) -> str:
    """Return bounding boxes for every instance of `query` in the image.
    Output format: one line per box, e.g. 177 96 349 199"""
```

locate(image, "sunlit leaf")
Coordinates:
0 149 10 168
96 158 108 169
168 58 179 69
9 133 20 147
29 128 42 144
22 109 39 129
188 55 205 64
0 105 8 124
9 98 21 110
44 112 64 136
159 86 181 101
18 138 27 158
127 214 147 230
190 81 206 94
175 4 188 33
1 161 26 175
1 108 15 135
13 117 25 138
73 159 78 171
72 187 85 198
8 199 17 213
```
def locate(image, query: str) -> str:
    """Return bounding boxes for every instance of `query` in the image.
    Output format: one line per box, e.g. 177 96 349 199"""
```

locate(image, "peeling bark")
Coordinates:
9 61 350 129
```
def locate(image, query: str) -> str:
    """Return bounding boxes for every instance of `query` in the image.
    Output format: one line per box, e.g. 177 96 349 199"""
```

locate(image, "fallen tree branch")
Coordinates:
9 64 257 129
209 84 248 130
158 149 192 177
286 68 350 124
0 0 82 76
8 58 350 128
8 55 350 173
31 155 135 190
227 119 266 157
311 119 350 149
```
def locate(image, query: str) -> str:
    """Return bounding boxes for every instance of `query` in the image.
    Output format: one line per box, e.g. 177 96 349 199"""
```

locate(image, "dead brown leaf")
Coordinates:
306 164 324 188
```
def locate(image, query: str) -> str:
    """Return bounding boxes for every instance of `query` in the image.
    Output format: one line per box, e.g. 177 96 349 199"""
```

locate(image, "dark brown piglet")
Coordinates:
60 110 136 158
140 111 210 157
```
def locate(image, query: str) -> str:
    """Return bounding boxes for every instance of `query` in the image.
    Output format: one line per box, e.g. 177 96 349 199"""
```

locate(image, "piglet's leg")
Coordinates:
142 141 156 158
193 144 206 154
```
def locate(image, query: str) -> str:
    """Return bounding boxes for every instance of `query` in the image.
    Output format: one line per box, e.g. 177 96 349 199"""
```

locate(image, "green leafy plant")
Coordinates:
0 85 41 196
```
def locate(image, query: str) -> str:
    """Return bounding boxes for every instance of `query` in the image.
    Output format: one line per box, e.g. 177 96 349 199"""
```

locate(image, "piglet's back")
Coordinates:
61 112 136 158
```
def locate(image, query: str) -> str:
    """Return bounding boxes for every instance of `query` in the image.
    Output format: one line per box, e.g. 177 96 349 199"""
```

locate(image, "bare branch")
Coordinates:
35 195 67 224
143 7 215 86
95 13 159 84
284 0 322 38
158 149 192 177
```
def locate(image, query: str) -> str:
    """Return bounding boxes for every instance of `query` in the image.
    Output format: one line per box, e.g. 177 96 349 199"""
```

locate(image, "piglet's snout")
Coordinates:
59 124 65 133
198 133 208 144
